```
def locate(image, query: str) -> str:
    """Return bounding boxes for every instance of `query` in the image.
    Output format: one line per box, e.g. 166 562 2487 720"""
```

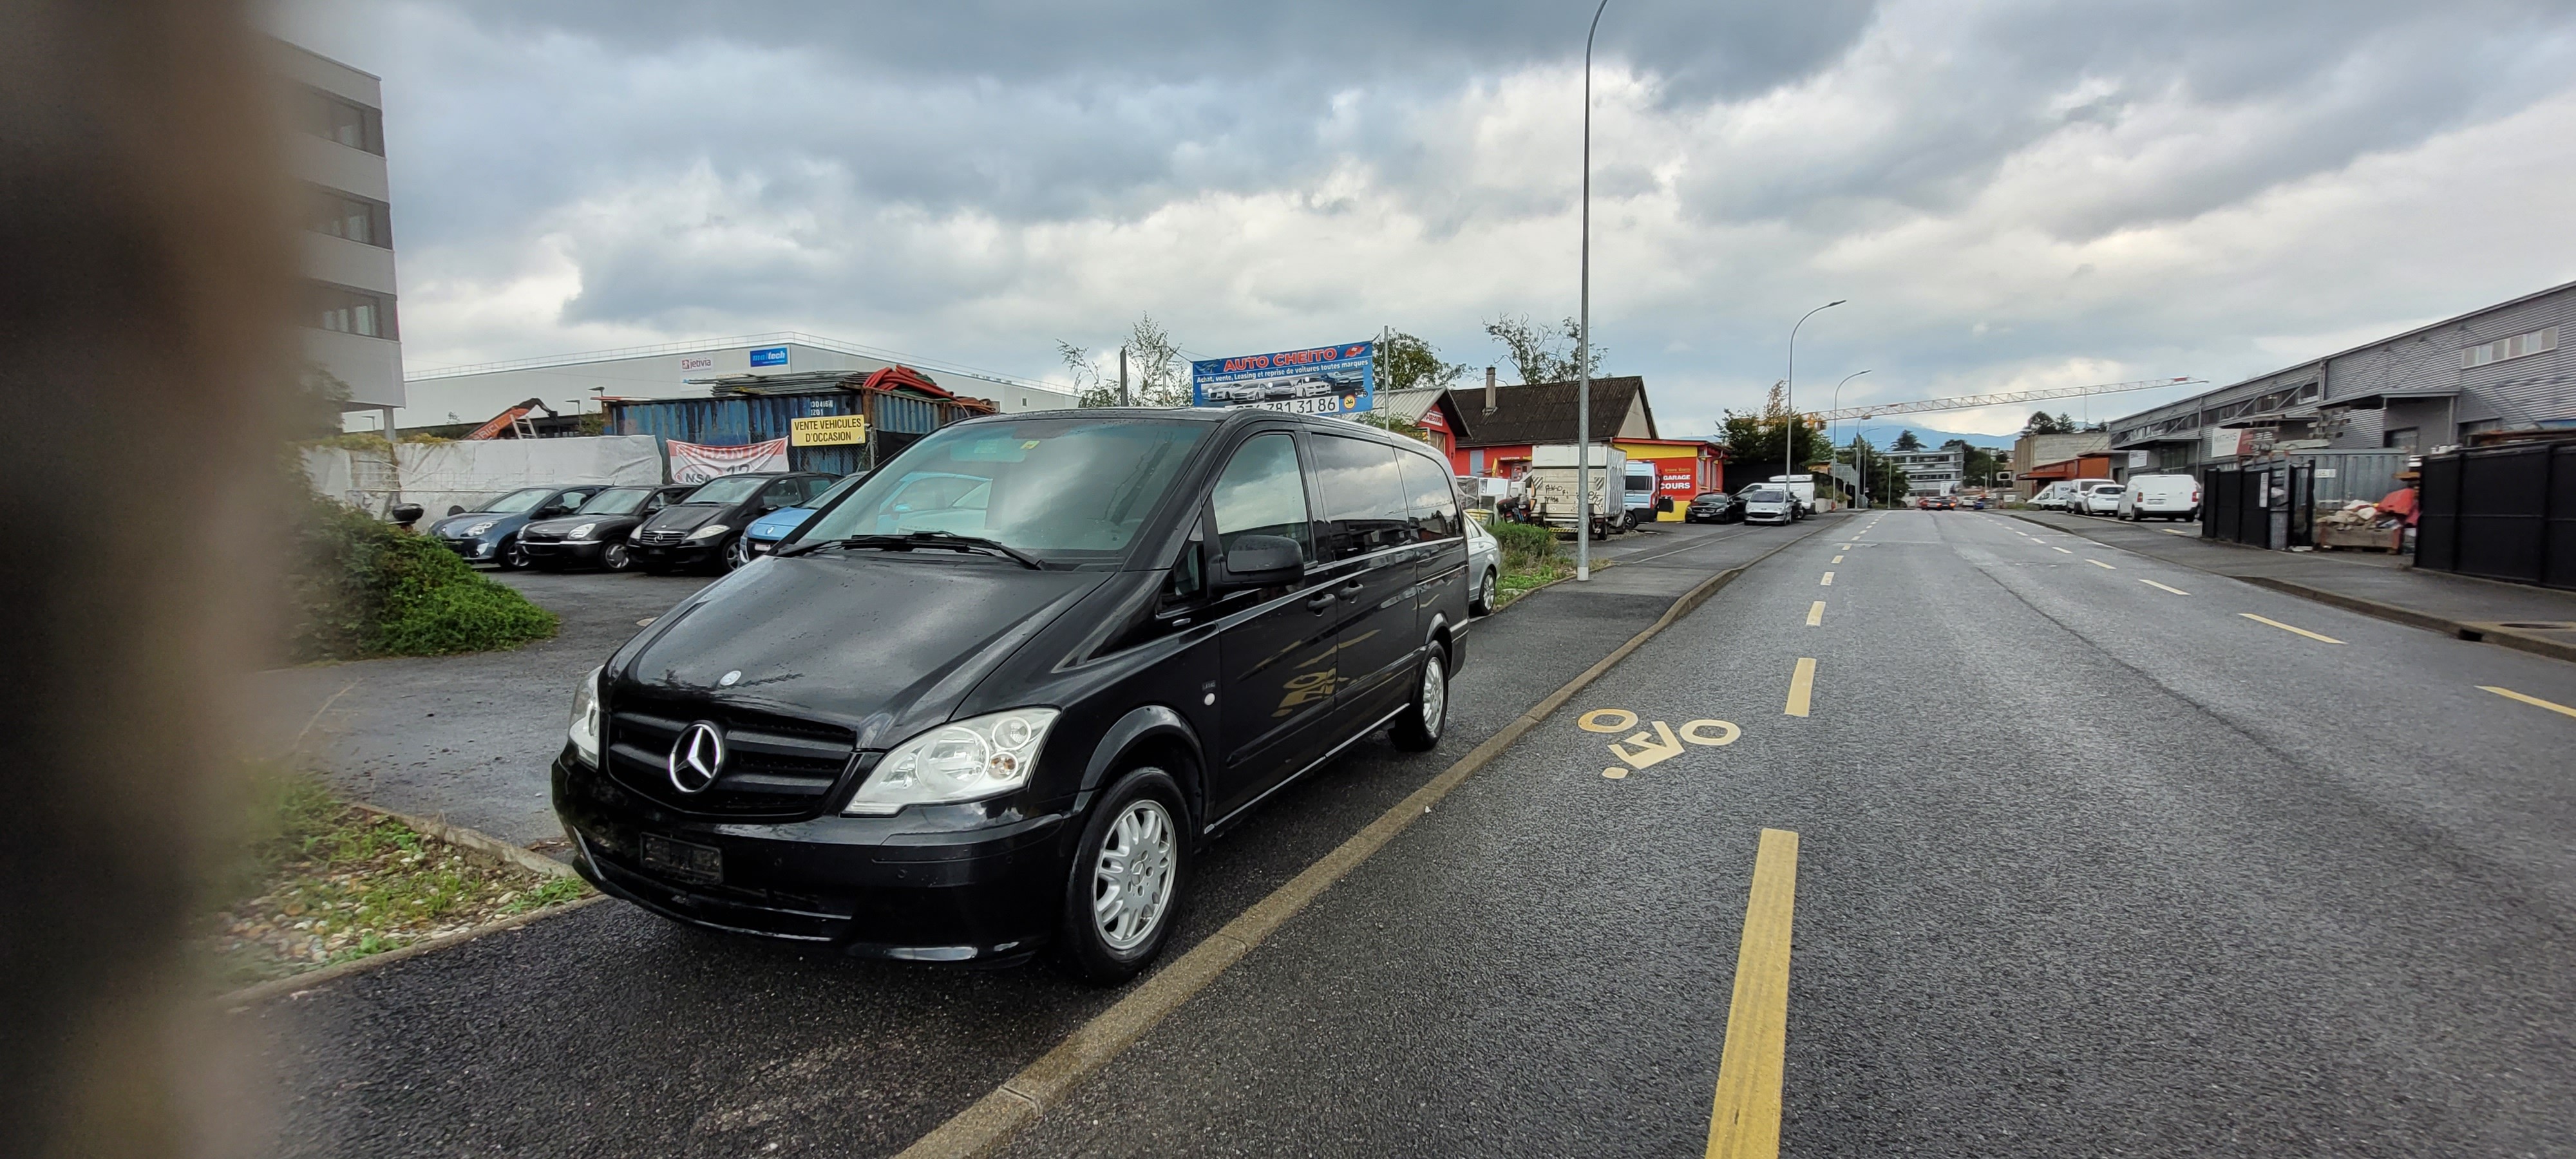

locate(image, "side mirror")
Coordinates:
1214 534 1303 592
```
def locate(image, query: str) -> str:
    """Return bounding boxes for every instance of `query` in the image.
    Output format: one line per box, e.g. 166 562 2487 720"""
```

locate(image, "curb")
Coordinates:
2007 513 2576 665
219 896 608 1010
895 516 1837 1159
350 804 580 880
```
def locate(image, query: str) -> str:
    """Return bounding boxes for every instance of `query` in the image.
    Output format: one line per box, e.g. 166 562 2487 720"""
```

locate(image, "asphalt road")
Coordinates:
242 518 1837 1158
1002 509 2576 1157
245 509 2575 1155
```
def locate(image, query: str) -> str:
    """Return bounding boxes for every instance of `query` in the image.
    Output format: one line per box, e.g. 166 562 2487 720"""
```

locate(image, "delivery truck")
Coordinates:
1528 444 1628 540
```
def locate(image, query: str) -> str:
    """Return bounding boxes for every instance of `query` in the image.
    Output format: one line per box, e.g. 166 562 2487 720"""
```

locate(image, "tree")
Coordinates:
1721 382 1828 485
1893 429 1923 451
1837 437 1913 506
1376 331 1468 393
1942 437 2001 487
290 362 353 440
1482 313 1607 385
2055 411 2076 433
1059 312 1192 408
2020 411 2065 435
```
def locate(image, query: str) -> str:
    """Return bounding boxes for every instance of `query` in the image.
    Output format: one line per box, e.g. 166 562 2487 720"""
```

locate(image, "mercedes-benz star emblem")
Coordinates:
668 721 726 794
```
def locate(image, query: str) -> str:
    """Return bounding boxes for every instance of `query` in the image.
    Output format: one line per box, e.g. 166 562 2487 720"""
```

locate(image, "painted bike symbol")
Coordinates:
1576 708 1739 779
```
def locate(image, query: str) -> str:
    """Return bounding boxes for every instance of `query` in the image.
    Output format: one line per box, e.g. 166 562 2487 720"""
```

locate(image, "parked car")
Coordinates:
1926 495 1956 511
1464 513 1500 614
431 484 607 569
1741 485 1795 525
2118 474 2201 522
628 471 837 573
743 472 869 558
553 409 1469 983
520 484 700 571
1684 491 1741 523
2074 480 2127 516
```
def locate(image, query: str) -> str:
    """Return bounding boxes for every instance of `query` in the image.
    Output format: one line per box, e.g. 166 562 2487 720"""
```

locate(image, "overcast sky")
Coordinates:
271 0 2576 438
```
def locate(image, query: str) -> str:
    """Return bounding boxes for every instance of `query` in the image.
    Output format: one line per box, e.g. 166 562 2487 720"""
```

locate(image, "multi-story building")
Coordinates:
2107 278 2574 474
1884 446 1965 495
392 334 1075 433
278 40 404 431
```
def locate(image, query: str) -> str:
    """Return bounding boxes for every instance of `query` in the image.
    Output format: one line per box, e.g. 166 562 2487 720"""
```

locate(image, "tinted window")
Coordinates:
760 478 806 508
793 418 1209 558
1397 449 1459 540
1310 435 1411 559
577 488 652 515
1211 433 1311 561
687 475 769 504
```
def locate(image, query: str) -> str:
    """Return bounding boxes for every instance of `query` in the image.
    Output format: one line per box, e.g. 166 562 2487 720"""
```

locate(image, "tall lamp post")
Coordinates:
1575 0 1610 582
1783 299 1846 508
1829 369 1870 507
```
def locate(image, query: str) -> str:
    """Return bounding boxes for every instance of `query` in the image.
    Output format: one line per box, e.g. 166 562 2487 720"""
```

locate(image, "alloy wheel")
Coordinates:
1481 569 1498 612
1419 654 1447 738
603 542 630 570
1092 800 1177 951
724 536 749 570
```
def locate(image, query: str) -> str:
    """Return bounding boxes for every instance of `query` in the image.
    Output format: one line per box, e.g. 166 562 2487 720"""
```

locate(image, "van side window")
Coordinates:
1210 433 1311 561
1397 450 1459 540
1311 435 1410 560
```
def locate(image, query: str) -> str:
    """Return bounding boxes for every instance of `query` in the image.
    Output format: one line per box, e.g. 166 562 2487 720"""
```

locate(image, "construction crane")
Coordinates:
1808 376 2204 422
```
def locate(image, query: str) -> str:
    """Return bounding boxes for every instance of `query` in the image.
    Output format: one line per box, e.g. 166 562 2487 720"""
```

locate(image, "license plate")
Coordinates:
641 833 723 883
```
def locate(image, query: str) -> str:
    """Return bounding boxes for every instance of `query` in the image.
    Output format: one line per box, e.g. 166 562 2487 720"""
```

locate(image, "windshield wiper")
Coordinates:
779 532 1045 569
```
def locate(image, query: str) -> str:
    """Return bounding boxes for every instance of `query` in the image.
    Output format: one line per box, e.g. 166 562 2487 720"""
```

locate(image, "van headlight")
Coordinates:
687 523 730 540
844 708 1059 815
567 666 603 768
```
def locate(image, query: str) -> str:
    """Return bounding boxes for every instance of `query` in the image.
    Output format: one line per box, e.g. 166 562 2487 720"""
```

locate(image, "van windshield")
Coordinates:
788 418 1209 560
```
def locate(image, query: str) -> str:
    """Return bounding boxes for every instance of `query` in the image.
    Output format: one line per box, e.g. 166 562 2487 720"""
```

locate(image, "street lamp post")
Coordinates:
1784 299 1846 511
1575 0 1609 582
1829 369 1869 508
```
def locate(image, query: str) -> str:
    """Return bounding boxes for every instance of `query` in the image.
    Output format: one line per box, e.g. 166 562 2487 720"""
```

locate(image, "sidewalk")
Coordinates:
2007 510 2576 663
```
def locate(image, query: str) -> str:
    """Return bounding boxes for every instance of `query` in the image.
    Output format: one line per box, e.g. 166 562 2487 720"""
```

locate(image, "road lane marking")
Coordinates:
1785 658 1817 717
2241 613 2344 644
1805 601 1824 627
2161 528 2190 536
1837 543 1852 549
1706 829 1800 1159
2139 579 2190 596
2085 559 2116 570
2050 546 2072 554
1819 572 1834 586
2479 685 2576 719
1832 554 1844 563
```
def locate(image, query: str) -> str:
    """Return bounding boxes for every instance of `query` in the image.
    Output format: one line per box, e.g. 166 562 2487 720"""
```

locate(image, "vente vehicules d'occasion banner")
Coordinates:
1190 341 1376 416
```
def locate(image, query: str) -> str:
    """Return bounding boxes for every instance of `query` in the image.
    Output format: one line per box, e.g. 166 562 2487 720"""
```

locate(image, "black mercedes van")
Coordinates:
553 408 1468 983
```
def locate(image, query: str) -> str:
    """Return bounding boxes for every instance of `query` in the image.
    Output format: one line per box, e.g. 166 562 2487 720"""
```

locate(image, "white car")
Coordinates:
2074 480 2126 515
2117 474 2200 521
1741 485 1795 525
1464 515 1501 614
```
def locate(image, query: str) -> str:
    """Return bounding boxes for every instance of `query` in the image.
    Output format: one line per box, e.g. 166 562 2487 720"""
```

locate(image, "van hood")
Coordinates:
611 554 1106 750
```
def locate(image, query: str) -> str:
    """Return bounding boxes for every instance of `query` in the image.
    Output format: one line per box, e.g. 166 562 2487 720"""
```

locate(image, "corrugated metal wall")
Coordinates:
609 390 992 478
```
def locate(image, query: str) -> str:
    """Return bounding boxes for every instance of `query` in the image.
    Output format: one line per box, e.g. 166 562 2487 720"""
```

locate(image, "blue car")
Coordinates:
741 472 867 558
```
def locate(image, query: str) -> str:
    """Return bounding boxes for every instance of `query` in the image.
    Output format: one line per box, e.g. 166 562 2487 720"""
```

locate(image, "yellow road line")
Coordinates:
1832 554 1844 563
2085 559 2116 570
2242 613 2344 644
1819 572 1834 586
1785 658 1816 717
2050 546 2072 554
2139 579 2189 596
1706 828 1801 1159
1805 601 1824 627
2479 685 2576 719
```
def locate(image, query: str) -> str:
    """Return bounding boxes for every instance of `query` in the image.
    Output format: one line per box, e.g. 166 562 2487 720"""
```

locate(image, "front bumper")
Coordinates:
628 539 722 569
440 536 500 561
521 540 607 566
553 753 1070 960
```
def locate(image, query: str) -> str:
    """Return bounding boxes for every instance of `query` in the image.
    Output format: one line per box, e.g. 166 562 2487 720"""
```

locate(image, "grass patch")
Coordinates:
1487 520 1586 610
198 769 591 988
289 494 557 661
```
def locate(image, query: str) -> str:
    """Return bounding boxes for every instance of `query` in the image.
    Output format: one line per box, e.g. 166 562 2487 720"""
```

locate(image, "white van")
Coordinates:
2117 474 2200 522
2031 480 2082 511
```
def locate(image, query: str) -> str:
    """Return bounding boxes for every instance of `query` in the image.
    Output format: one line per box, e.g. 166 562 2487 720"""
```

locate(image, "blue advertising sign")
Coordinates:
748 345 790 369
1191 341 1375 416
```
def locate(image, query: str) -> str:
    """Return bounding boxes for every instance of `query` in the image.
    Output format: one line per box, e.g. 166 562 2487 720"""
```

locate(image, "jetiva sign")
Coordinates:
1191 341 1374 416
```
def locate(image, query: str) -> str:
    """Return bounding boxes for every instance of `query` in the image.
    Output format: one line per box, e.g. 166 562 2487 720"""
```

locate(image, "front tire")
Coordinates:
1388 643 1449 752
1471 567 1497 615
601 541 633 572
721 535 750 572
1054 769 1188 986
500 540 530 570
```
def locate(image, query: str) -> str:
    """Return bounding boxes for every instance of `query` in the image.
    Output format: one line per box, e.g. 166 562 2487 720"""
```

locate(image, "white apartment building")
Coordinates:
279 40 404 429
1885 446 1965 495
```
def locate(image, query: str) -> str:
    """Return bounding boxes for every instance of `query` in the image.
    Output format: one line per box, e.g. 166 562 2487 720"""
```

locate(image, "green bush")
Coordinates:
1488 520 1560 569
287 496 557 661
